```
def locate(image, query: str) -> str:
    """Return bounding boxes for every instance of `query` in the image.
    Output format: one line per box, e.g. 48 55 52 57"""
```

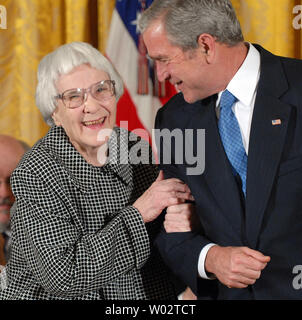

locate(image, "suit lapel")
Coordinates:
245 45 292 248
187 96 244 240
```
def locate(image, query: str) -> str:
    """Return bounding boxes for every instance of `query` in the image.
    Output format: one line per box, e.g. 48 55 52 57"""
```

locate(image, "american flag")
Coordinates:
106 0 176 143
272 119 282 126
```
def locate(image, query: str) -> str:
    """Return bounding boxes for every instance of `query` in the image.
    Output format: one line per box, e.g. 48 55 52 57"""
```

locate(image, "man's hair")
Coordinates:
35 42 124 126
138 0 244 50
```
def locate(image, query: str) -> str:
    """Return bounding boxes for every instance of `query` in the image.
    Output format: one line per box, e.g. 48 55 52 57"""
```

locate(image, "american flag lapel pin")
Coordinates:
272 119 282 126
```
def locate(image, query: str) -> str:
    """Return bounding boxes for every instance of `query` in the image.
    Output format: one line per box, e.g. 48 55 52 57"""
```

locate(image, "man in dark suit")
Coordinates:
139 0 302 299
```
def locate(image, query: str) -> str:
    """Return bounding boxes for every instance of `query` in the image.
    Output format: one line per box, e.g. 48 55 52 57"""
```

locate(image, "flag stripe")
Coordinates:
106 1 176 141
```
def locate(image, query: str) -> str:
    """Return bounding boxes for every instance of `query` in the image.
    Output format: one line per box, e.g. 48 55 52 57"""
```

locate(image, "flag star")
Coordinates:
131 11 142 34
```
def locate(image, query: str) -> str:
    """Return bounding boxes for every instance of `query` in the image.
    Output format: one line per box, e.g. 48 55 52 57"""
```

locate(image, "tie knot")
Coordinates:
220 90 237 110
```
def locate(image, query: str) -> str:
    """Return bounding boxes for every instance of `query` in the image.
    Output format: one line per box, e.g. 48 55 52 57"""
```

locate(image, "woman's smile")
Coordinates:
82 116 107 129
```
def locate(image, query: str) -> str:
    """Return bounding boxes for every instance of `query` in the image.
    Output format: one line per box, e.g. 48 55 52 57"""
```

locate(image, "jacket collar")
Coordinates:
42 126 133 192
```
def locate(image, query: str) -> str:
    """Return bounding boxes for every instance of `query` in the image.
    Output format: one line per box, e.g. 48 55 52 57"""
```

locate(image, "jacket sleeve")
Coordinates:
154 166 211 295
154 107 213 295
10 167 151 298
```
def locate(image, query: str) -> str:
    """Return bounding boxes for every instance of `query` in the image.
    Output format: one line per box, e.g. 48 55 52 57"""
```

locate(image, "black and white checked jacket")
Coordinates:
0 126 176 300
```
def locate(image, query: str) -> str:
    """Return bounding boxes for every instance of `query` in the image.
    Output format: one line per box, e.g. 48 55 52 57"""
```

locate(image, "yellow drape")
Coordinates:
232 0 302 58
0 0 301 146
0 0 115 146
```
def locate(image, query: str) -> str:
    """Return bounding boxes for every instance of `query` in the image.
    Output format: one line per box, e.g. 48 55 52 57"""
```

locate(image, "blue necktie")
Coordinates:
218 90 247 196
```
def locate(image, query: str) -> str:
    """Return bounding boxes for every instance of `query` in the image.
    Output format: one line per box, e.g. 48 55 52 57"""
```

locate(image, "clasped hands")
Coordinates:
133 170 197 232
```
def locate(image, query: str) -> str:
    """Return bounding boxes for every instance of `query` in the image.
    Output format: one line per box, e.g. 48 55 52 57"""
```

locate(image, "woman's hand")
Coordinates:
133 171 194 223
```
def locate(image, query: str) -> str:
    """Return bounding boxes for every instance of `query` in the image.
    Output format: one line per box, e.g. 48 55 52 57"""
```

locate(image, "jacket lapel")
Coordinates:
245 45 292 248
187 96 245 241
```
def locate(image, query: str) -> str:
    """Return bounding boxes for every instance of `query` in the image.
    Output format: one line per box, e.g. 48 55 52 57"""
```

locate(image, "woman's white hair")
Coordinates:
36 41 124 126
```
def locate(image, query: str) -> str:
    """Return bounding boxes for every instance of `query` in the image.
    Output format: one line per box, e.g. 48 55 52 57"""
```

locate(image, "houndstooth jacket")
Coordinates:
0 125 176 300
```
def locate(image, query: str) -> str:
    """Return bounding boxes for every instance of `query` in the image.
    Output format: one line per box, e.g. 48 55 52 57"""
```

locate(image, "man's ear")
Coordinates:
197 33 216 63
51 108 61 126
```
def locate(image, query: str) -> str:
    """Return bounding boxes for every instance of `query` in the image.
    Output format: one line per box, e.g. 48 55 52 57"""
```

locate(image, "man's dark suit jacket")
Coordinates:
155 45 302 299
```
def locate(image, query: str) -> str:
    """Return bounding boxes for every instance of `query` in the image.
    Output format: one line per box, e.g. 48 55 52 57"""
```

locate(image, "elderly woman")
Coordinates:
0 42 194 300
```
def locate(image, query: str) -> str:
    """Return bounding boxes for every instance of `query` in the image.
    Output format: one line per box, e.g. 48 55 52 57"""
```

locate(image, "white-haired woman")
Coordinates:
0 42 194 300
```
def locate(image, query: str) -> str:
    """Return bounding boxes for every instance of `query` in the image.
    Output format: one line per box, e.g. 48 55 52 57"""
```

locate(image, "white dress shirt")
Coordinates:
198 43 261 279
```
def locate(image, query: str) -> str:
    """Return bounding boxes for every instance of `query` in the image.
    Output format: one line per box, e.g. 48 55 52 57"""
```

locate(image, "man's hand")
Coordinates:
205 245 271 288
164 202 200 233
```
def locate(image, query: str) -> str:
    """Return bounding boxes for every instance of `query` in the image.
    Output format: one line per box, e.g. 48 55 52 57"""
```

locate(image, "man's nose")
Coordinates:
156 61 170 82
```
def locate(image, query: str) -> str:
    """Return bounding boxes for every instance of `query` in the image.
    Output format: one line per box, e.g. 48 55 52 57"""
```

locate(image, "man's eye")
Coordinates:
159 59 169 64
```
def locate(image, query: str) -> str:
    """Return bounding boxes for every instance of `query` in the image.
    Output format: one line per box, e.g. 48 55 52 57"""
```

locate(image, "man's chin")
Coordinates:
181 90 199 104
183 94 198 104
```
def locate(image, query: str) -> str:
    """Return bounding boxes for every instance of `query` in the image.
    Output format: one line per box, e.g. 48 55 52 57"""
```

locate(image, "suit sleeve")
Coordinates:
154 108 214 295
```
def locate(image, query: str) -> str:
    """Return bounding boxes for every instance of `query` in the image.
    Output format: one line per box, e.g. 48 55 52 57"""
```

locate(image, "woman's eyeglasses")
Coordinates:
55 80 115 109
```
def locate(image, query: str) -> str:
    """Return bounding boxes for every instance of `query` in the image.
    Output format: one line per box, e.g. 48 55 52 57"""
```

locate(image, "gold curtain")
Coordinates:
0 0 115 146
0 0 301 146
232 0 302 58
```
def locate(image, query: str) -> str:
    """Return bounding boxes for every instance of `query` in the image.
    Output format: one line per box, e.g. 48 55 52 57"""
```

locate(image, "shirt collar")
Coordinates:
217 43 261 108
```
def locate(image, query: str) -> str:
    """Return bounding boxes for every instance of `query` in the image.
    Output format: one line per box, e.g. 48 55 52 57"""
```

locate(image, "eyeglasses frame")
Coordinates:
55 79 116 109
